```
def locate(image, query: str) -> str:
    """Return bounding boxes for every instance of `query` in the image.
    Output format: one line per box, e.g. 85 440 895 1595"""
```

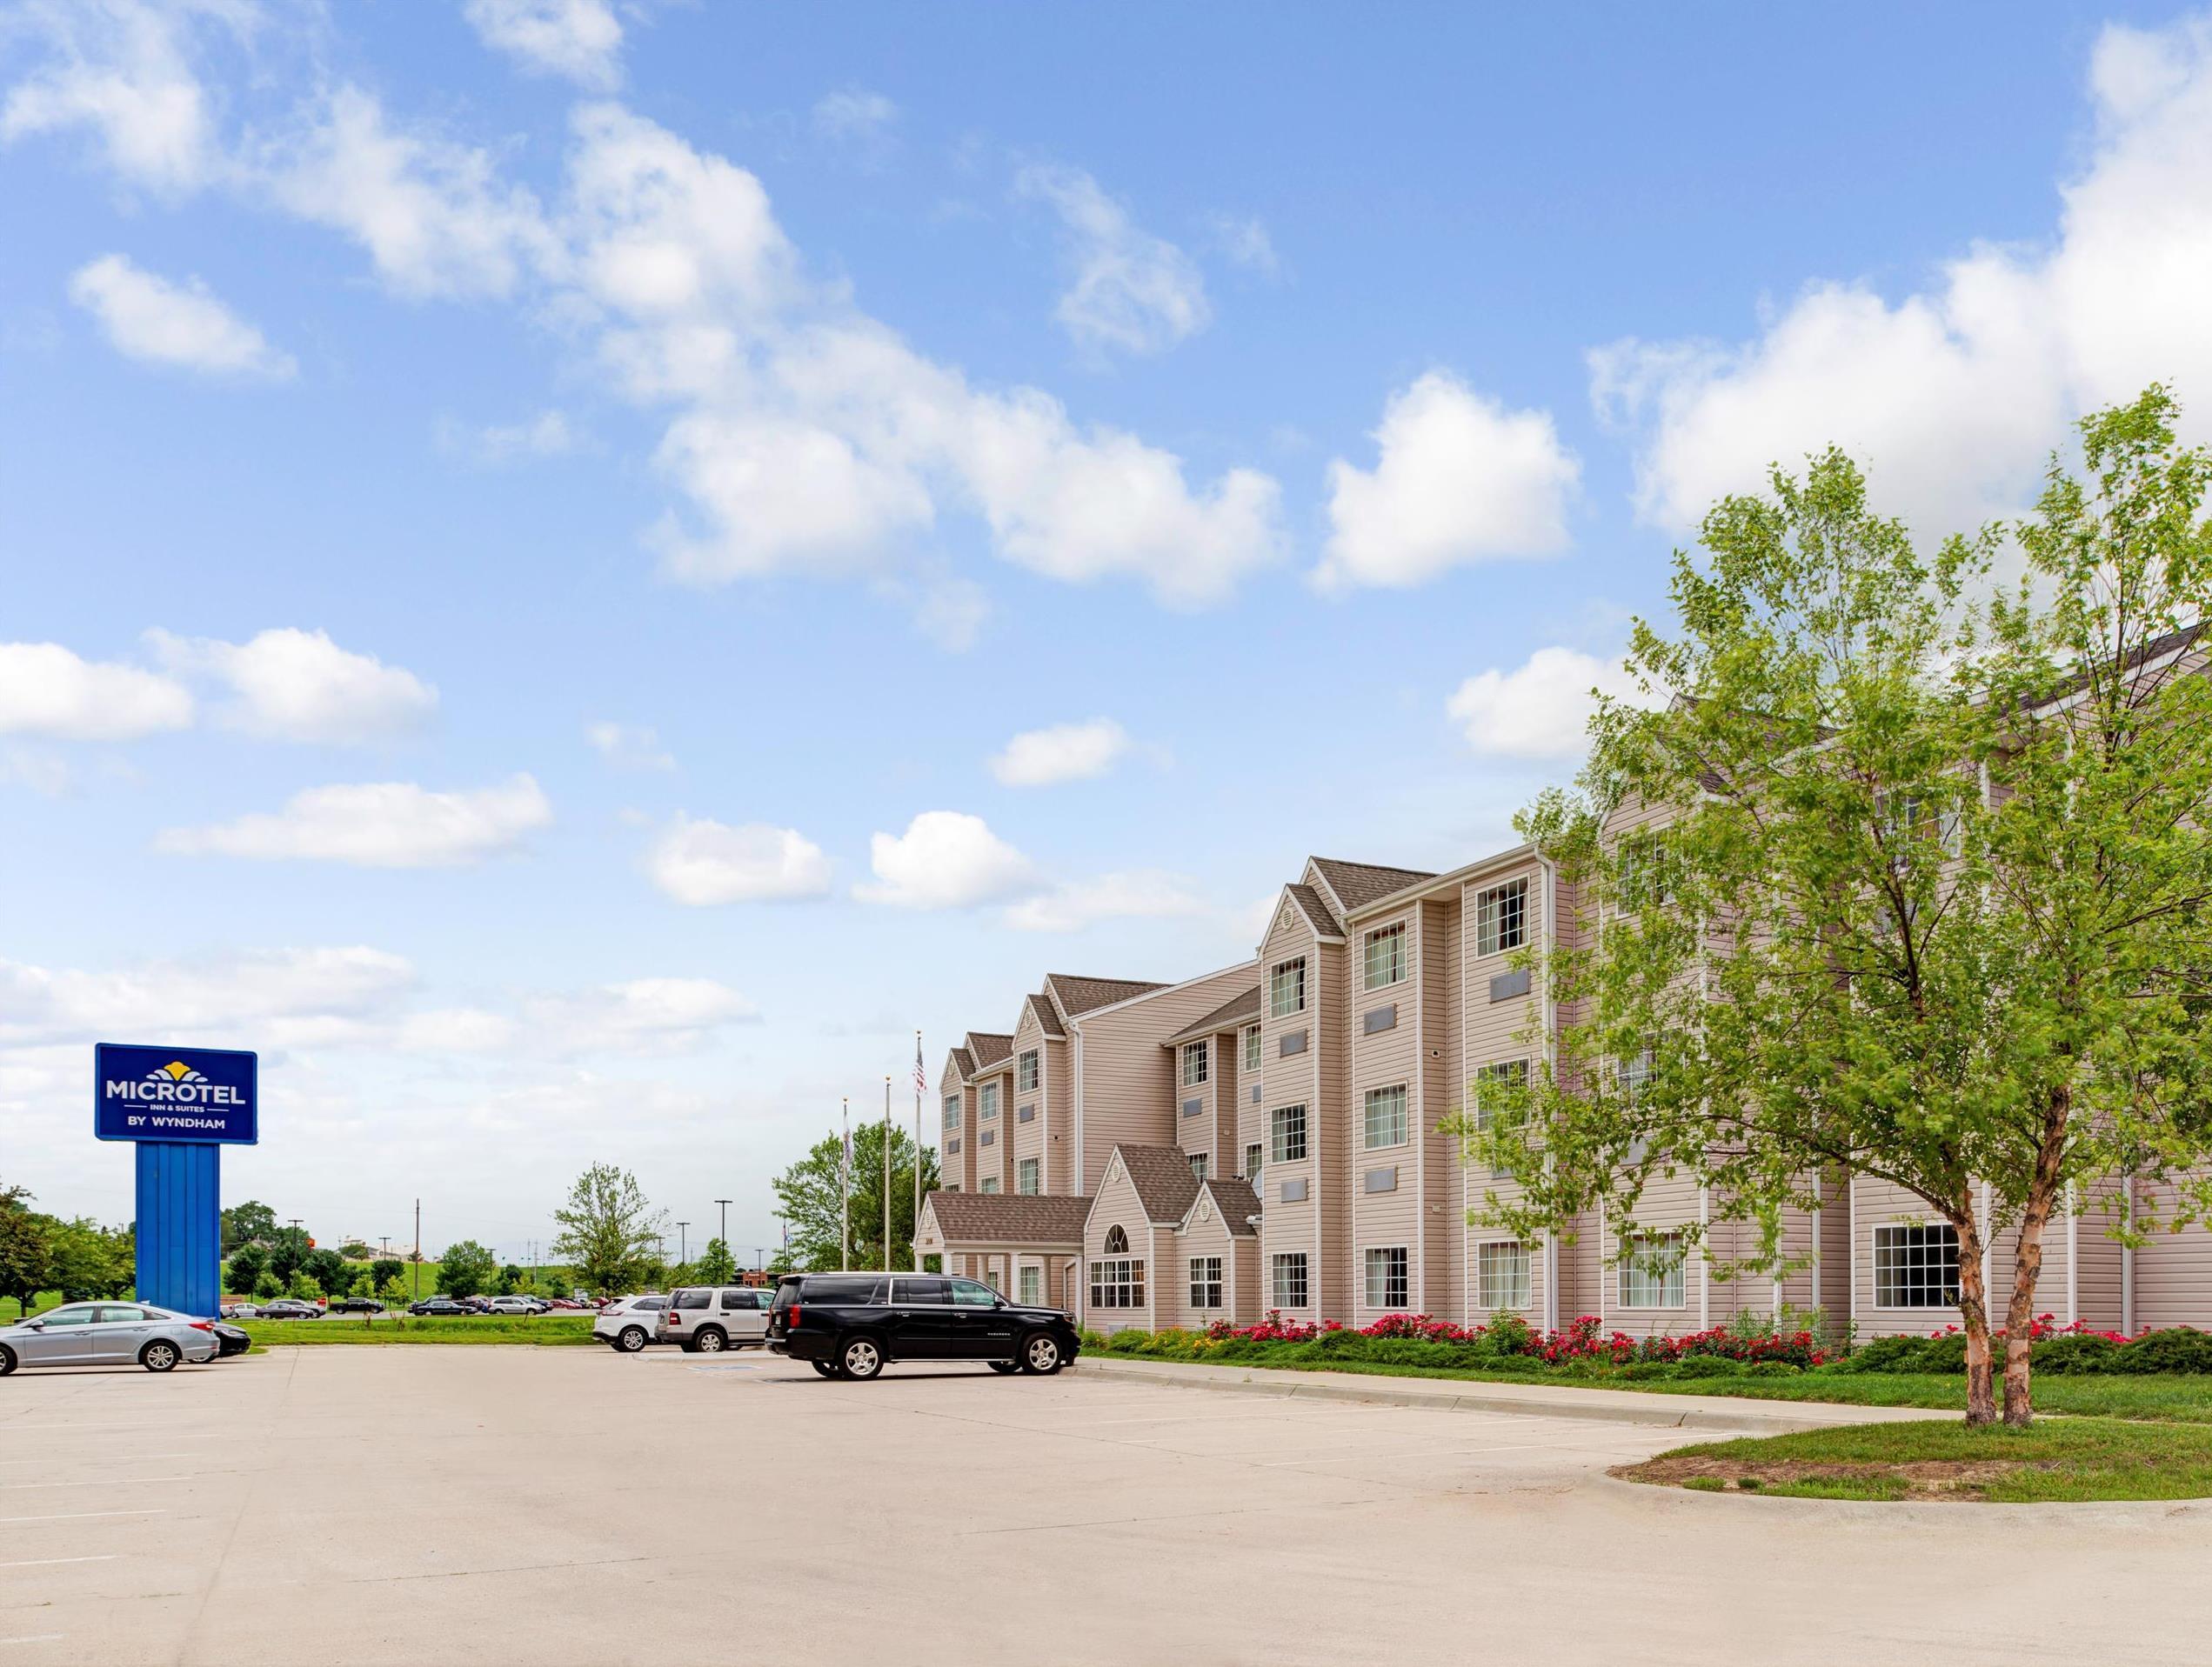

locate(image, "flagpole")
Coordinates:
840 1096 850 1272
882 1076 893 1271
912 1030 923 1272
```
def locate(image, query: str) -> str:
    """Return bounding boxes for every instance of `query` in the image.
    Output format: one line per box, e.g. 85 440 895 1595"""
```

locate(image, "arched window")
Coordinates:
1103 1225 1128 1255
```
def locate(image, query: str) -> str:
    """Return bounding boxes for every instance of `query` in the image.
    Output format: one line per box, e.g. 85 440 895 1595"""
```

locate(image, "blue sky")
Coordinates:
5 1 2210 1264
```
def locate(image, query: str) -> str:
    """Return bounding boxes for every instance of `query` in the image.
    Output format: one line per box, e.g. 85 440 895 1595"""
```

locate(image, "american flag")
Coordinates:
912 1030 926 1097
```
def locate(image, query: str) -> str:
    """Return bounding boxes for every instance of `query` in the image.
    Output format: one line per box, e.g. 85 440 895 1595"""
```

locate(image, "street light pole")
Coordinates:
677 1221 689 1270
714 1198 732 1256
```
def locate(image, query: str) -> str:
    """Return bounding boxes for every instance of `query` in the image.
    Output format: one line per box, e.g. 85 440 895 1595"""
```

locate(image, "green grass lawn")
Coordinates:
237 1314 598 1347
1621 1417 2212 1502
1091 1350 2212 1423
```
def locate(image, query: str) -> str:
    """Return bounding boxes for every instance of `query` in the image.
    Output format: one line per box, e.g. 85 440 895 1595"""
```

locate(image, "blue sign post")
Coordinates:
95 1044 257 1317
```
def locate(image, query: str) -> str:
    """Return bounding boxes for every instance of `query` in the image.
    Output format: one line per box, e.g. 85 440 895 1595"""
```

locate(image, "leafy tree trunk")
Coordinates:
2002 1100 2071 1428
1953 1205 1998 1427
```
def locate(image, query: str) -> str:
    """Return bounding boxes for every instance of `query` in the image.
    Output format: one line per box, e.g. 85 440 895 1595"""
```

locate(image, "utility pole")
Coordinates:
714 1198 732 1256
677 1221 689 1270
413 1198 421 1300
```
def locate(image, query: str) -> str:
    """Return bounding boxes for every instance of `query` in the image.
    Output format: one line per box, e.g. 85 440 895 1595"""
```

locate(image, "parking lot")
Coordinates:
4 1347 2210 1665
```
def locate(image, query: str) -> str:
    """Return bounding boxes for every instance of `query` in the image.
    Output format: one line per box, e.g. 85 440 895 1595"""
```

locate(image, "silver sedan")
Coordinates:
0 1301 221 1374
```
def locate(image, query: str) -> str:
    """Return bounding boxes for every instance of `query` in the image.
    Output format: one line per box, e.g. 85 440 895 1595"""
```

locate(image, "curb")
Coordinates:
1591 1469 2212 1523
1070 1357 1887 1435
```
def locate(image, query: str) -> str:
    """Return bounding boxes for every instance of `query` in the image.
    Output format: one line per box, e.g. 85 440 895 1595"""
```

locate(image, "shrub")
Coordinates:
2110 1328 2212 1375
1106 1328 1151 1353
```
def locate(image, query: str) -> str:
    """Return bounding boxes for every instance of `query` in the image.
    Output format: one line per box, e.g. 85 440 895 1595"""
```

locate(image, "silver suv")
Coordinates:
593 1294 669 1352
656 1285 772 1353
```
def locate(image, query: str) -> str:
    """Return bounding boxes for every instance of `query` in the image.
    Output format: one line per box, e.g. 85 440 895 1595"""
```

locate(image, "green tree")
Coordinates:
337 1240 372 1261
0 1184 53 1313
221 1200 277 1256
1485 388 2212 1429
302 1247 351 1294
267 1225 310 1284
694 1237 738 1284
551 1164 666 1297
286 1270 323 1302
46 1217 132 1297
225 1244 270 1297
368 1256 404 1292
437 1239 498 1298
376 1271 409 1305
252 1268 284 1299
770 1122 939 1273
493 1264 525 1296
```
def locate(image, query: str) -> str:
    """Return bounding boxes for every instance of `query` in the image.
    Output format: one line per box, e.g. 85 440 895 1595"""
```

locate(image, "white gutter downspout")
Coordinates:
1537 852 1562 1334
2064 1180 2079 1327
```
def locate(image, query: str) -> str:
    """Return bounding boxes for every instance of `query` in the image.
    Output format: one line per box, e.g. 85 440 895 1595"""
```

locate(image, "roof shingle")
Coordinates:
1045 973 1166 1020
1200 1176 1262 1237
923 1191 1090 1247
966 1031 1013 1069
1108 1144 1204 1224
1309 857 1439 916
1161 985 1260 1048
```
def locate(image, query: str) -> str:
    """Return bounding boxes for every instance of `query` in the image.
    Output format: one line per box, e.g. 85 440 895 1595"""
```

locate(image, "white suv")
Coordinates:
594 1294 670 1352
656 1285 772 1352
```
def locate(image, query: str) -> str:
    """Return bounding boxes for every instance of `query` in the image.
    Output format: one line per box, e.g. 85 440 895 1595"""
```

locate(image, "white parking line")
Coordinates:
0 1510 166 1524
0 1557 116 1570
0 1477 198 1490
0 1636 63 1648
0 1453 202 1465
0 1424 217 1435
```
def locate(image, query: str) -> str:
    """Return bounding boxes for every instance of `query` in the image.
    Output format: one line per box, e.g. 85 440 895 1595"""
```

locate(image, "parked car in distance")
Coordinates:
408 1297 472 1317
766 1273 1079 1381
593 1294 669 1352
656 1285 772 1353
220 1303 259 1318
209 1320 251 1358
545 1297 591 1310
484 1295 545 1316
257 1299 324 1321
0 1302 220 1374
328 1297 384 1314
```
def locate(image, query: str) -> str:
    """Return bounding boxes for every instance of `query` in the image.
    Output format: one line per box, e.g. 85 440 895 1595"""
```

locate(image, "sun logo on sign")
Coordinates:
148 1061 208 1085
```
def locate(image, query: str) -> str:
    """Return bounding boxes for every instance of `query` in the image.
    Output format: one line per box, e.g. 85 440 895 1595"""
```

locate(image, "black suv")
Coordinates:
767 1272 1080 1381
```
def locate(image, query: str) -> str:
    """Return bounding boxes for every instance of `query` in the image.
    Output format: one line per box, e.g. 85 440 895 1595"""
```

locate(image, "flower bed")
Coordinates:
1835 1317 2212 1376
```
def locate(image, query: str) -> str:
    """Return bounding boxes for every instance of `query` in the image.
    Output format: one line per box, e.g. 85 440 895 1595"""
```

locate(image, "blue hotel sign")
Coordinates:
96 1044 258 1144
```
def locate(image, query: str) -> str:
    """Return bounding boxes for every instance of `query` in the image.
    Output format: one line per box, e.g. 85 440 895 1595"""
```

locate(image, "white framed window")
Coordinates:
1243 1141 1262 1177
1243 1024 1262 1074
1363 1245 1409 1310
1361 1084 1407 1150
1181 1040 1210 1086
1616 832 1674 911
1474 878 1527 957
1019 1264 1041 1305
1271 1252 1308 1309
1269 957 1306 1017
979 1082 999 1119
1476 1240 1531 1310
1187 1151 1209 1181
1876 790 1964 867
979 1176 1000 1194
1617 1232 1685 1308
1017 1050 1039 1093
1090 1256 1145 1309
1362 922 1407 990
941 1093 962 1132
1474 1060 1528 1177
1189 1256 1223 1310
1017 1157 1039 1195
1874 1224 1961 1308
1617 1049 1654 1103
1270 1104 1307 1164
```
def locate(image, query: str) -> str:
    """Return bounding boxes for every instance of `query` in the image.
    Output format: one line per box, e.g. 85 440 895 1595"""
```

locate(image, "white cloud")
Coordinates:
1593 16 2212 538
585 721 674 770
525 977 759 1054
854 810 1037 910
1318 370 1580 591
68 253 292 377
812 87 897 150
0 0 243 194
0 641 192 740
464 0 623 90
1208 213 1279 276
988 717 1133 786
156 773 551 867
1003 870 1208 933
645 815 831 904
147 627 437 743
1445 646 1645 758
1015 163 1210 357
0 944 418 1047
438 409 581 466
0 746 72 797
264 85 552 301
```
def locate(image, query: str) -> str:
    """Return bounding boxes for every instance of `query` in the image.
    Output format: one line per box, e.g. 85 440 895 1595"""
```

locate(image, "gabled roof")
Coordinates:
943 1045 975 1082
1309 857 1439 917
966 1031 1013 1069
1190 1176 1261 1237
923 1191 1090 1247
1161 985 1260 1049
1044 973 1167 1021
1020 993 1064 1039
1103 1144 1203 1224
1281 883 1344 940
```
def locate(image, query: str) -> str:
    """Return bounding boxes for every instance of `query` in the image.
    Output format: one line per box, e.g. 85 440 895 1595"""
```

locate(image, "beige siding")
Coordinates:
1420 897 1462 1317
1173 1037 1218 1177
972 1065 1013 1194
1176 1194 1240 1330
2134 1178 2212 1331
1083 1161 1155 1334
1043 1037 1075 1194
936 1059 974 1195
1350 908 1420 1321
1010 1010 1046 1192
1257 898 1323 1318
1070 963 1257 1191
1317 937 1351 1318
